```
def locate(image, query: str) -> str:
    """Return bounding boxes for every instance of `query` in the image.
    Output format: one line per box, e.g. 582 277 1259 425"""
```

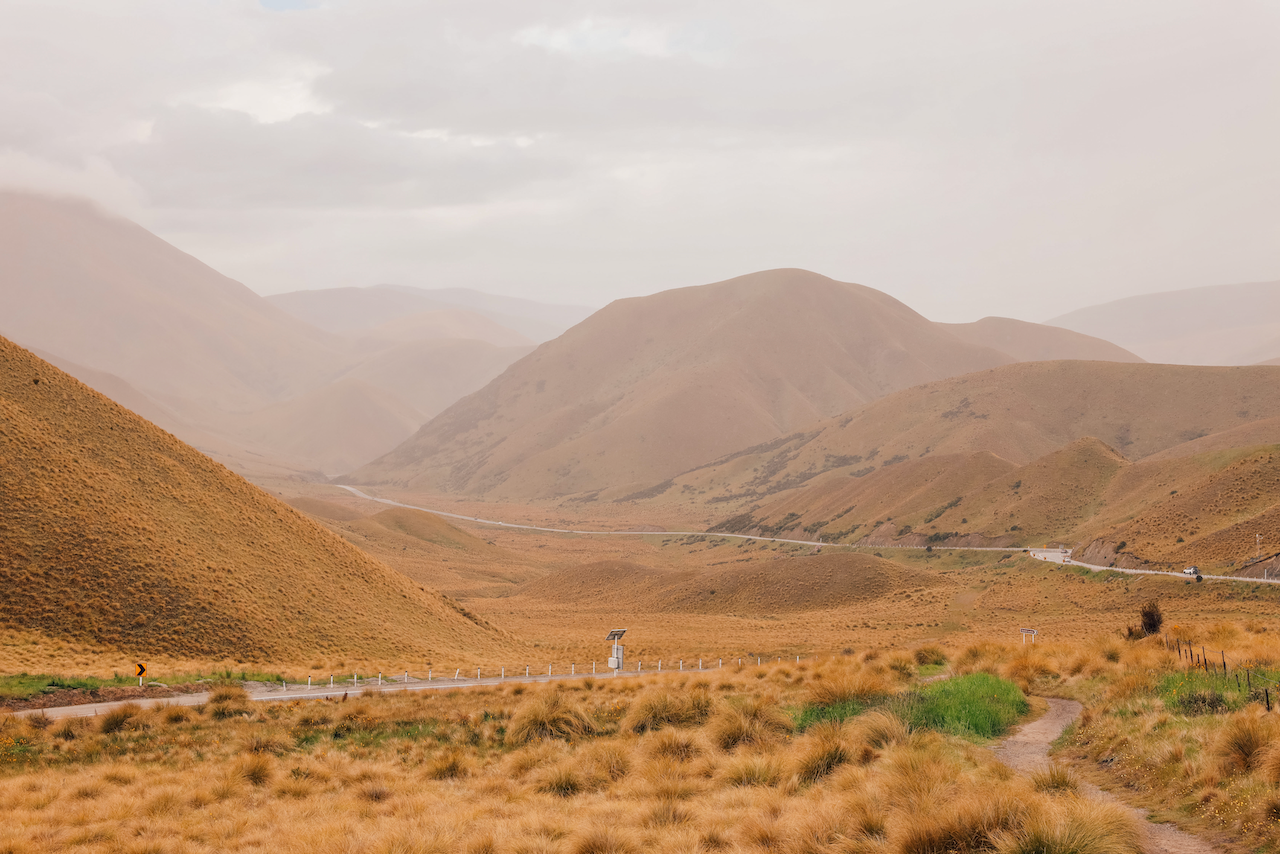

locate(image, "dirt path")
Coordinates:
995 698 1217 854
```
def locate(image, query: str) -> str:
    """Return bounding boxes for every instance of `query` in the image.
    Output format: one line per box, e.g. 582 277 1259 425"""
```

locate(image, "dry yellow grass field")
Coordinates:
0 652 1147 854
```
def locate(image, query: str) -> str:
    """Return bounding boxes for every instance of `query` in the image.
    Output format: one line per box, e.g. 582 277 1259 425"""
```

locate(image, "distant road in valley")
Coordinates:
339 486 1279 587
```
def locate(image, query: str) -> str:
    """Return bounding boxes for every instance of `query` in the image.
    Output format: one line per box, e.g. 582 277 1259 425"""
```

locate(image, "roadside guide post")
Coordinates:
135 663 146 688
1020 628 1038 645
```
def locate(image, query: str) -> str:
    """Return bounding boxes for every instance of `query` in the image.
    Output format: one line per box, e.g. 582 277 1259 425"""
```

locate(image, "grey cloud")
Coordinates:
1 0 1277 318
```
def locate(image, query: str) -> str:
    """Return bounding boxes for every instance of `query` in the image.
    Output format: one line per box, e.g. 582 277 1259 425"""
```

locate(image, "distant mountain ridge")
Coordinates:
346 269 1142 501
0 192 538 476
1047 279 1280 365
268 284 595 344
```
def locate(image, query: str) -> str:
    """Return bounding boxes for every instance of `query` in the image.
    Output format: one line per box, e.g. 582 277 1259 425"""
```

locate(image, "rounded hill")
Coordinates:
0 335 519 664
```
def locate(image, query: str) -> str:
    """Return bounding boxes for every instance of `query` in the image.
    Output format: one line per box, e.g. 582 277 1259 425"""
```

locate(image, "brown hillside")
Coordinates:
713 430 1280 573
660 361 1280 512
0 335 518 664
939 317 1143 363
346 269 1017 500
514 553 948 616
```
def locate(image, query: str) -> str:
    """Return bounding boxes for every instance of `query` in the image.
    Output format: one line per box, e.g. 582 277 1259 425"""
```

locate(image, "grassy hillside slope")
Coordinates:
0 335 519 664
656 361 1280 513
345 269 1022 500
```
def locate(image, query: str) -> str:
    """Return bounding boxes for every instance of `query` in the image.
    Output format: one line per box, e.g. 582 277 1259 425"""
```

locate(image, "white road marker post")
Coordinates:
404 671 408 683
354 672 358 687
501 667 504 679
455 669 460 679
478 667 481 680
378 672 382 685
572 663 575 675
308 676 311 688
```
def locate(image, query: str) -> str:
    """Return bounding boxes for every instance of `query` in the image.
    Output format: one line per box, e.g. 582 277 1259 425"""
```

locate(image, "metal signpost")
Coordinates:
135 663 147 687
1020 628 1037 645
606 629 626 673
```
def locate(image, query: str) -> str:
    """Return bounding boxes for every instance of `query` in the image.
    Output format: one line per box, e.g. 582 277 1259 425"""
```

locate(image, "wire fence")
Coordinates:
1163 633 1280 710
253 654 811 695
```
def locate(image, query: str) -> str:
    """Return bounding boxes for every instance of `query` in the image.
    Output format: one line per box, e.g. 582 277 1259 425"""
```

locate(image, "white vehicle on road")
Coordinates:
1183 566 1200 575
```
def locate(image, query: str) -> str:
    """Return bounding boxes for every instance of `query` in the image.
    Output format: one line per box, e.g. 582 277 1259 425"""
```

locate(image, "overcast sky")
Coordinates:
3 1 1277 321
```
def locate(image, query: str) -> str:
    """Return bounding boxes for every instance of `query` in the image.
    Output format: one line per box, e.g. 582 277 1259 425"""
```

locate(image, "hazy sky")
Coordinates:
3 1 1277 321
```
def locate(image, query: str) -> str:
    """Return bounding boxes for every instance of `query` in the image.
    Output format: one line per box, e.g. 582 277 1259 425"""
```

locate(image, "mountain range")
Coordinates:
345 269 1139 500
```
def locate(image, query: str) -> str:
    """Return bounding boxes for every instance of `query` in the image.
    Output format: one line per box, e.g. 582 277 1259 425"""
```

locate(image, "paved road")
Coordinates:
9 667 687 720
336 485 1011 551
341 485 1277 588
1028 548 1280 586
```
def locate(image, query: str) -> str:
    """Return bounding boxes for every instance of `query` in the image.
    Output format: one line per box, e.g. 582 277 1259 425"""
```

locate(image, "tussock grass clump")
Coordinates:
793 720 853 783
1213 709 1279 773
427 748 471 780
646 729 704 763
537 764 585 797
1031 764 1079 794
893 791 1028 854
208 685 249 704
914 645 949 666
994 800 1143 854
98 702 141 734
855 709 912 748
506 692 597 744
720 754 784 787
568 826 638 854
807 668 889 706
708 695 793 750
231 754 273 787
621 688 713 733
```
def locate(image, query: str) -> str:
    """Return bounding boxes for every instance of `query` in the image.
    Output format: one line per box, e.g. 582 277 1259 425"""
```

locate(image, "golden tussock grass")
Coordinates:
0 656 1149 854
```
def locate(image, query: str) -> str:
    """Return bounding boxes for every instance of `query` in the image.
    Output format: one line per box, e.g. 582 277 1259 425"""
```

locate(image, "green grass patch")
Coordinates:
0 673 135 699
794 699 869 731
1157 668 1279 714
895 673 1029 739
0 669 289 701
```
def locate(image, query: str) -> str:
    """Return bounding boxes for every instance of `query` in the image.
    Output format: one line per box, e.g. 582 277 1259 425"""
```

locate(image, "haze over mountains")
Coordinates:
0 334 516 663
1049 279 1280 366
347 269 1140 501
0 192 588 475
